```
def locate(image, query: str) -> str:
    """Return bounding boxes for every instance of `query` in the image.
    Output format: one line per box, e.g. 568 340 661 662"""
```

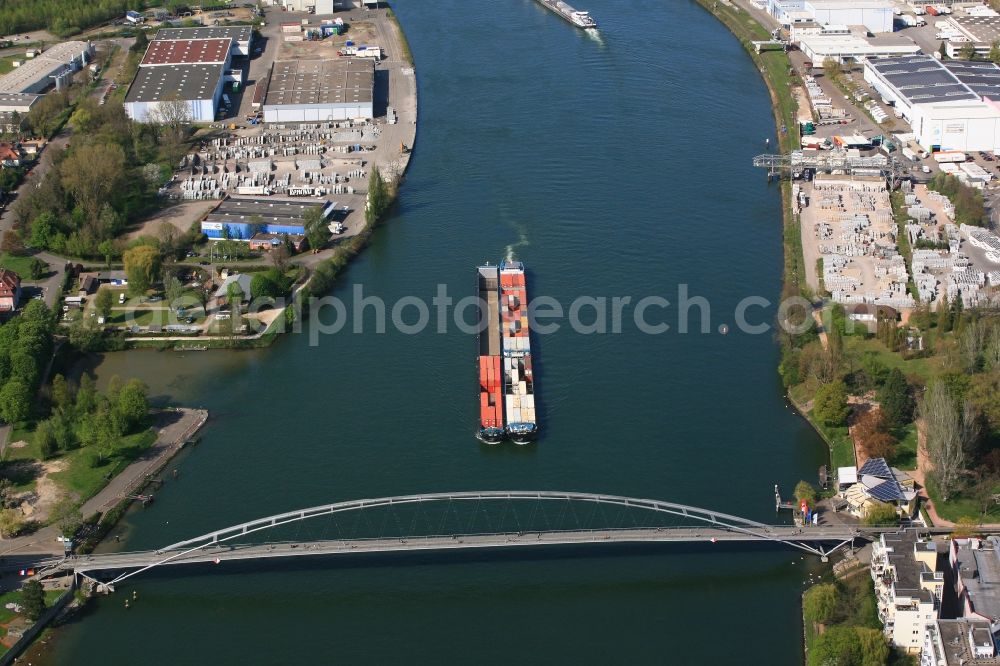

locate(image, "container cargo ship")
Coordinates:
499 260 539 444
477 264 505 443
534 0 597 29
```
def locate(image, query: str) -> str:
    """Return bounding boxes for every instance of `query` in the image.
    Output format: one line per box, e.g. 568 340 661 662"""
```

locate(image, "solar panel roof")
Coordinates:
867 479 905 502
858 457 893 479
868 55 979 105
945 60 1000 100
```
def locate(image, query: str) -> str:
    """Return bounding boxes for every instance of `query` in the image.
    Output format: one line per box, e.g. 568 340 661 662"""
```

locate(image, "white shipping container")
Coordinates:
934 150 966 163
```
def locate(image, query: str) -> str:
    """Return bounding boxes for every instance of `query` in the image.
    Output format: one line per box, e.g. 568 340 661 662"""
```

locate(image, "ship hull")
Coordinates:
533 0 597 29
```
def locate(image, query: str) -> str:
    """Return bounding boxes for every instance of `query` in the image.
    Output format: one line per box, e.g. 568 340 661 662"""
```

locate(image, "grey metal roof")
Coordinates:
206 197 329 224
868 55 979 105
263 59 373 108
155 26 252 43
124 64 223 104
955 540 1000 622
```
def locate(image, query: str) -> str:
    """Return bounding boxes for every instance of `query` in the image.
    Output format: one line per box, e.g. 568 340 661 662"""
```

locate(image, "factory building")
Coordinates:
140 38 233 68
0 41 94 95
864 55 1000 152
768 0 894 33
201 197 337 239
125 64 226 123
154 26 254 57
262 59 373 123
795 25 919 65
940 16 1000 59
125 35 244 123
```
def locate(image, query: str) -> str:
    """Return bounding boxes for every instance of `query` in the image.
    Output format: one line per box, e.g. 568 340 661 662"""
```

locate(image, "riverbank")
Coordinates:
0 408 208 559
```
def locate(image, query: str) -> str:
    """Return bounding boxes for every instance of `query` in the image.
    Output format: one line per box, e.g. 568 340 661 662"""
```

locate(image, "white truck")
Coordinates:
902 147 918 161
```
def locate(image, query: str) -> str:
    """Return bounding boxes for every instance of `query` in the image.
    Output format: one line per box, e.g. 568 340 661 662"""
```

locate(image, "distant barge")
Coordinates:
534 0 597 29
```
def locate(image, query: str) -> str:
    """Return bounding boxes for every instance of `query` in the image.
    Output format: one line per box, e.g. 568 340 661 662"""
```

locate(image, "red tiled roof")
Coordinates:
140 38 231 66
0 268 20 297
0 143 20 161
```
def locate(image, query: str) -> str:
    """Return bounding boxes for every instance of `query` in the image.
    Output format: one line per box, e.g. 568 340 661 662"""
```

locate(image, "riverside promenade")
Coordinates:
0 408 208 560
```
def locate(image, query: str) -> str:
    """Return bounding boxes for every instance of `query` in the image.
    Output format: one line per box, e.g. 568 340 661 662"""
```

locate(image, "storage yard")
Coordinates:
154 7 415 247
799 175 915 309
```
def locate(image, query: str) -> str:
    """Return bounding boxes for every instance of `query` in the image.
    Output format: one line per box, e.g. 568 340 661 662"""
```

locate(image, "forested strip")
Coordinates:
0 0 137 37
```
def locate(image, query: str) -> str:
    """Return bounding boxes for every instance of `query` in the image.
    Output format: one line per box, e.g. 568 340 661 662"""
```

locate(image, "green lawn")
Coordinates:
3 426 156 505
925 474 1000 523
48 429 157 501
890 423 918 471
0 588 64 626
0 254 41 280
0 55 24 75
844 337 936 383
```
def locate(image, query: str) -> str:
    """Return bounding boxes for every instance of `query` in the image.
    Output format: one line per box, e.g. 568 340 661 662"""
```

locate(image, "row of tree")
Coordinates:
928 173 988 227
13 95 187 260
0 0 135 37
35 373 149 462
0 301 55 424
803 578 889 666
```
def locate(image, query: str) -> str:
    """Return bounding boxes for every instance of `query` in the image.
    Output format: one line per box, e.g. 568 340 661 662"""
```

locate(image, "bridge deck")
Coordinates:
46 526 882 576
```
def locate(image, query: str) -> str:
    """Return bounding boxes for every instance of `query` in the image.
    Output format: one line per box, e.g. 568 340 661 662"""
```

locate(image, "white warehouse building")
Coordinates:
124 64 225 123
768 0 894 33
262 59 373 123
865 55 1000 152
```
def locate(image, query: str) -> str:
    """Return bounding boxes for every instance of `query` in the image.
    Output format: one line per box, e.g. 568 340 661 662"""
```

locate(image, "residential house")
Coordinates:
248 232 307 253
871 530 945 654
214 273 253 306
842 457 919 519
0 269 20 311
0 142 22 166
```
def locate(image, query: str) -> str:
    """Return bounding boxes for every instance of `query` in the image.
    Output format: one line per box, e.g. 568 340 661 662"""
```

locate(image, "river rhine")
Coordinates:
48 0 829 663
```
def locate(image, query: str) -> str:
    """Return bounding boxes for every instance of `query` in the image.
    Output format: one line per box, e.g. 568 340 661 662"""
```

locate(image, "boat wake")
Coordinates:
505 224 530 261
585 28 603 45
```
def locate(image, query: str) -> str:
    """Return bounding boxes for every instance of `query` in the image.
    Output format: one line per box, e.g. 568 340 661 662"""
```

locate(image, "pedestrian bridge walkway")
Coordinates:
28 491 904 589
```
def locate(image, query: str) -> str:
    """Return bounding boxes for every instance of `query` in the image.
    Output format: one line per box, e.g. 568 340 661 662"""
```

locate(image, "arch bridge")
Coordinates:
34 491 897 590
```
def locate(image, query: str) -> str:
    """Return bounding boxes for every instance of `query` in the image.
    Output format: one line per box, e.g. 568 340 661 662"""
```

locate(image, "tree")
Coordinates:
50 374 73 412
270 243 291 272
0 378 31 423
35 419 57 458
877 368 913 428
855 628 889 666
808 625 862 666
227 281 245 309
813 381 850 427
19 580 44 621
59 142 126 220
165 276 184 304
864 502 898 526
67 319 102 352
940 41 948 60
124 245 162 296
98 239 115 267
251 272 281 299
95 288 113 322
803 583 838 625
921 380 968 501
131 29 149 53
991 40 1000 64
1 228 25 255
151 95 192 149
303 205 329 252
0 508 21 538
953 515 981 538
28 258 46 280
365 166 392 225
49 497 82 539
115 379 148 434
853 409 897 461
960 42 978 61
794 481 816 505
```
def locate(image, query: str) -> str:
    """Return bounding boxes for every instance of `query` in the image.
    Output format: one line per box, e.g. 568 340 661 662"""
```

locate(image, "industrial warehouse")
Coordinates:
125 28 251 123
261 59 374 123
200 197 337 239
154 26 254 56
864 55 1000 152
